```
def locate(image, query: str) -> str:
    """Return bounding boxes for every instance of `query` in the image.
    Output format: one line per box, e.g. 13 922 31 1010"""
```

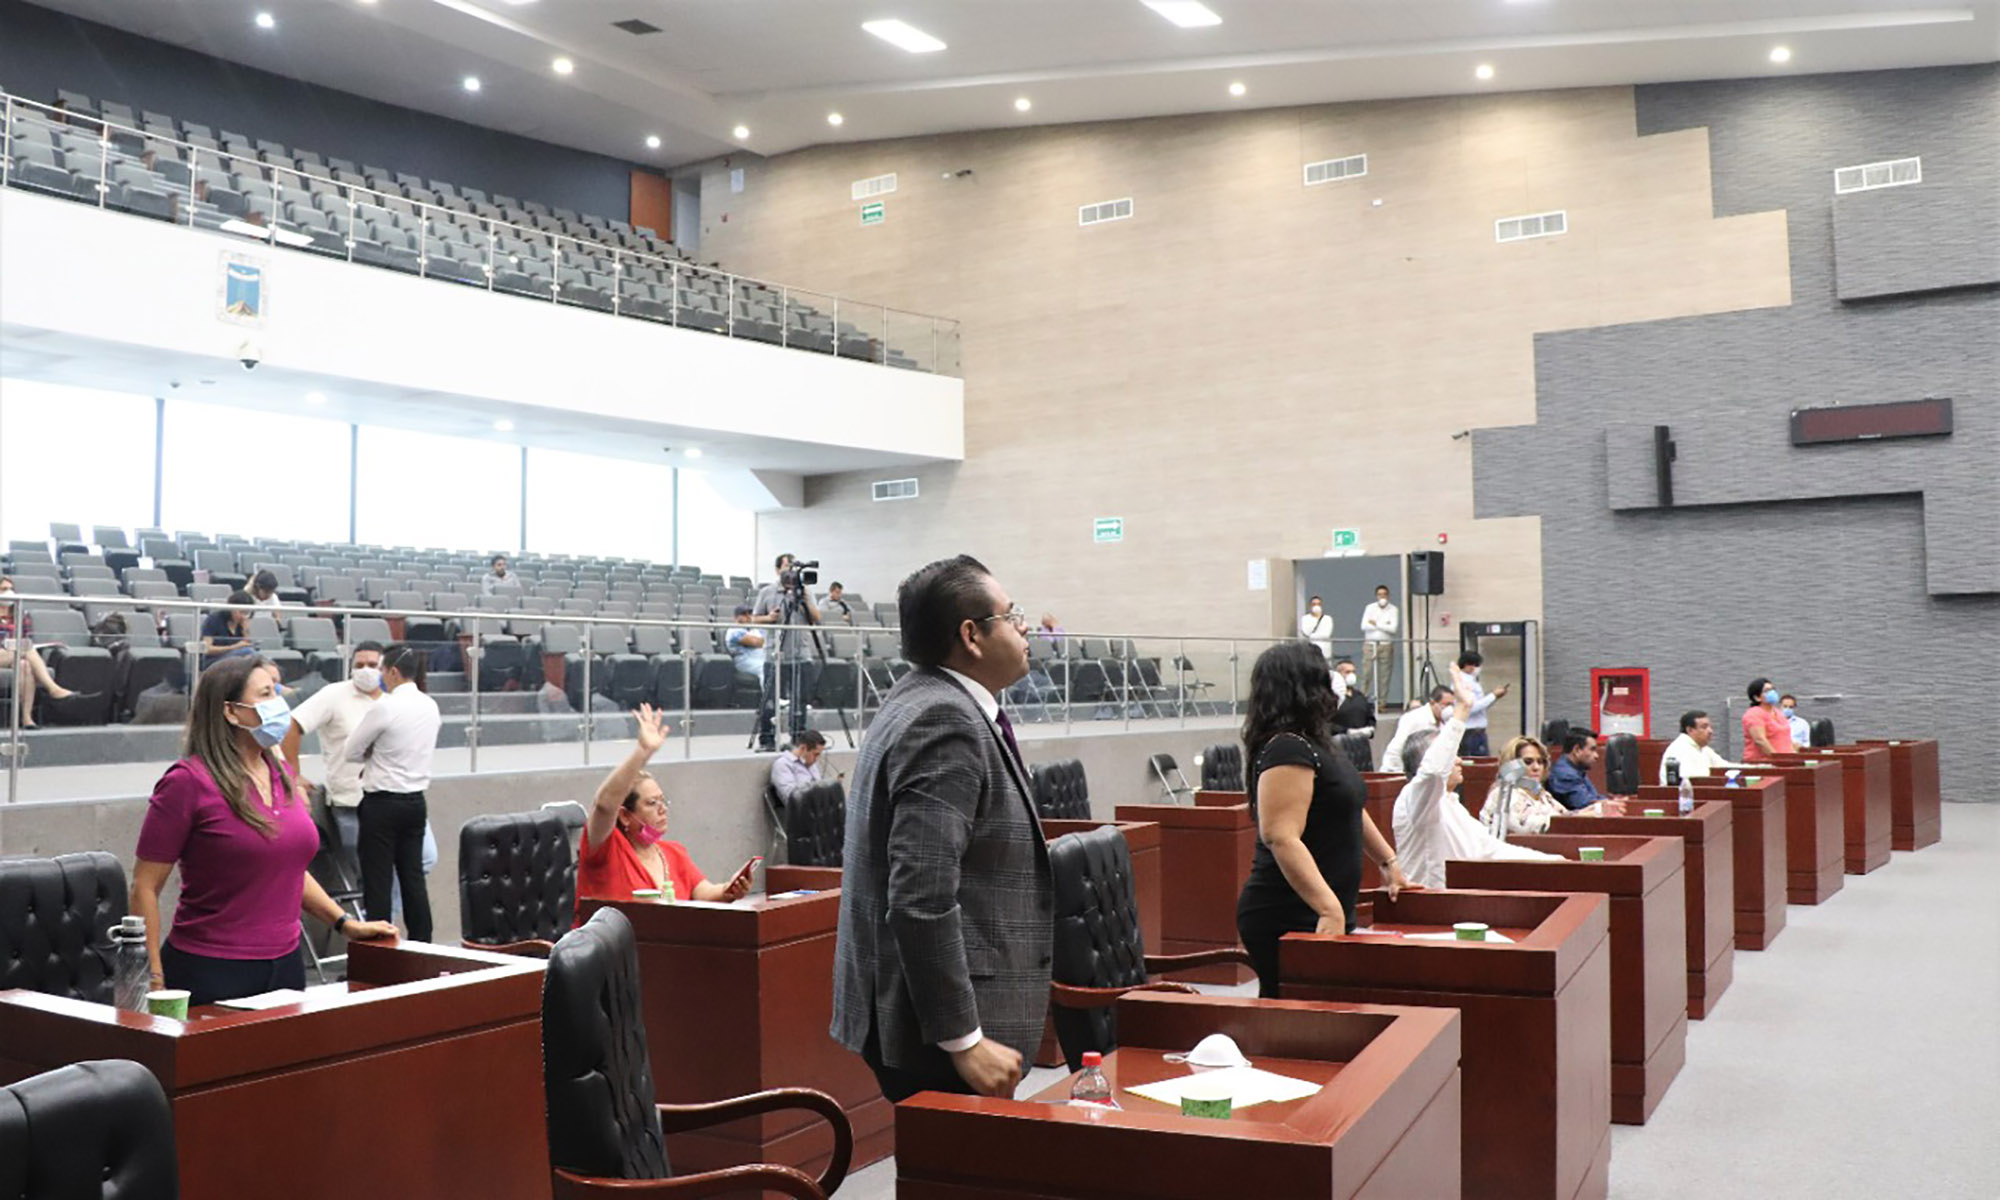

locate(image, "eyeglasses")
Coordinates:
972 605 1029 632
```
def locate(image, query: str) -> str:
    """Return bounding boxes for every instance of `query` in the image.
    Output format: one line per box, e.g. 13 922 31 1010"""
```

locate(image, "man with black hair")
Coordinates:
1382 685 1454 773
752 553 820 751
344 642 441 943
1659 710 1742 785
1453 650 1510 758
481 554 522 597
771 728 829 801
833 555 1051 1104
1331 658 1376 736
1546 726 1606 811
1360 585 1399 699
822 582 853 622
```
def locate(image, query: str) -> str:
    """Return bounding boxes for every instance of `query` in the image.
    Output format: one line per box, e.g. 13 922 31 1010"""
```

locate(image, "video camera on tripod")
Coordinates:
779 559 820 596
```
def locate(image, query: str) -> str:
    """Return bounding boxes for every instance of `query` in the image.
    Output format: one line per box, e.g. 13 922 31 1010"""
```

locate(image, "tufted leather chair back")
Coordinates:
1541 718 1574 754
1199 743 1244 792
1029 759 1091 821
542 908 671 1183
1810 718 1835 748
1048 827 1148 1071
784 781 847 868
459 812 577 948
1334 731 1375 773
0 1059 178 1199
1603 733 1640 796
0 852 127 1003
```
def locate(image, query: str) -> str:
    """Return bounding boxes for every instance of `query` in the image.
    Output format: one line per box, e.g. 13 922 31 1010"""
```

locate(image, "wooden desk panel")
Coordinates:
0 941 552 1200
1359 774 1403 889
1549 801 1734 1019
1748 761 1846 903
1771 748 1892 873
1448 836 1687 1127
576 893 891 1179
1636 779 1787 951
1857 739 1943 851
1280 889 1611 1200
897 992 1463 1200
1115 800 1256 984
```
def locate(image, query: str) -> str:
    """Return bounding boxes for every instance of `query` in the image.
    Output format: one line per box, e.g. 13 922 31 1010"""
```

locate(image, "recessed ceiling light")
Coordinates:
551 56 574 76
254 11 275 29
732 124 750 140
1769 45 1793 64
493 419 514 432
462 76 482 93
684 447 704 459
1014 97 1032 112
862 18 947 54
827 112 845 127
357 0 377 5
305 391 326 406
1228 81 1246 97
1142 1 1222 28
645 134 661 149
1475 63 1496 81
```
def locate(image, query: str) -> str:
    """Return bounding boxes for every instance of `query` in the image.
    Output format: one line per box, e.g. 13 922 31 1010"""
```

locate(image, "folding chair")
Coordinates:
1148 753 1196 804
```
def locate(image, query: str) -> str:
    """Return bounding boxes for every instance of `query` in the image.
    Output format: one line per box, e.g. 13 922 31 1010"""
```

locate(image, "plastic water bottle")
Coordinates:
660 880 676 904
1678 776 1695 817
1069 1051 1119 1109
111 915 151 1013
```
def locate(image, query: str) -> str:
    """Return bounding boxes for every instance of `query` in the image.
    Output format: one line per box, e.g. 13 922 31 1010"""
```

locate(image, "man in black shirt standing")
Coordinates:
1331 658 1376 736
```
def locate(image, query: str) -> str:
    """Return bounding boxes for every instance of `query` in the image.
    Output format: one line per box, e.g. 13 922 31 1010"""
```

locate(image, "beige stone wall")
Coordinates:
696 86 1790 642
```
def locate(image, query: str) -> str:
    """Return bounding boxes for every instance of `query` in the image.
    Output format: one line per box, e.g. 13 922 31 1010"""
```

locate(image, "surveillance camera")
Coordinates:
240 356 260 371
236 340 263 370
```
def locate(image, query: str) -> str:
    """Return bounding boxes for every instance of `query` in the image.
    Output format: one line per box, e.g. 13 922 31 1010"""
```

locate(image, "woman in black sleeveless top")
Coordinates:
1235 640 1412 997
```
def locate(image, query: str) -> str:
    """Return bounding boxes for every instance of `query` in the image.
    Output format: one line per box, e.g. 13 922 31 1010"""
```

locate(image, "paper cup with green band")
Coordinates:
1643 808 1666 817
1453 922 1489 942
631 888 662 902
1577 847 1606 862
1179 1073 1233 1120
147 989 190 1020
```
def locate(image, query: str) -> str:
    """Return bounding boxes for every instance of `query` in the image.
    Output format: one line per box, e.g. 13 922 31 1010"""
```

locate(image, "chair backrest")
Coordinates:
542 908 671 1182
1810 717 1835 748
1603 733 1639 796
0 1060 179 1199
1199 743 1244 792
783 781 846 868
1541 718 1574 753
1048 827 1148 1070
458 812 576 947
1334 731 1375 773
0 852 128 1003
1029 759 1091 820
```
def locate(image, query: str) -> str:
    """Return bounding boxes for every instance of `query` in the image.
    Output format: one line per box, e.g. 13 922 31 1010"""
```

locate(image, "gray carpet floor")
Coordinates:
841 802 1999 1199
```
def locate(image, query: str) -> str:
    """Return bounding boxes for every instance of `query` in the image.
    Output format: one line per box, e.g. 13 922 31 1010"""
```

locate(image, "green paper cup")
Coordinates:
1179 1075 1233 1120
146 989 190 1020
1643 808 1666 816
1453 922 1489 942
1577 847 1606 862
631 888 662 902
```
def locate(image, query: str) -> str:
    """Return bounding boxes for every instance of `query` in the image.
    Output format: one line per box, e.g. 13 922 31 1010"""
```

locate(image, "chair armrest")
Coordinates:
655 1088 850 1196
1144 946 1255 976
553 1165 824 1200
460 938 555 959
1050 980 1198 1010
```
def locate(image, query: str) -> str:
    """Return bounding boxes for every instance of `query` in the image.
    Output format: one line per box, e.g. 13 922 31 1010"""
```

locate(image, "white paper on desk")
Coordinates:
212 989 308 1010
1403 930 1515 943
1124 1065 1323 1110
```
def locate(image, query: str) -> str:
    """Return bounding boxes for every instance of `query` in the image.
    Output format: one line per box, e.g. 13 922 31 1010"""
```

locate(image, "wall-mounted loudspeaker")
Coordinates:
1409 551 1445 596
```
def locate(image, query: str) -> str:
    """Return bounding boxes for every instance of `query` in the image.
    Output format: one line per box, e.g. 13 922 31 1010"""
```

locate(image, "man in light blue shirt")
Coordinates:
771 728 829 801
1454 651 1510 758
725 604 773 749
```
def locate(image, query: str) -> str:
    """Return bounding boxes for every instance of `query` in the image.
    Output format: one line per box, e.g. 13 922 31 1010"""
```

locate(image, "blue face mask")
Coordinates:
1763 689 1780 706
235 694 292 749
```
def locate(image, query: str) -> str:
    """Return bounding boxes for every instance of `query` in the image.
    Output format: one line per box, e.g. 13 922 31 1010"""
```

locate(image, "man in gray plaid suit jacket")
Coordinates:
832 555 1052 1101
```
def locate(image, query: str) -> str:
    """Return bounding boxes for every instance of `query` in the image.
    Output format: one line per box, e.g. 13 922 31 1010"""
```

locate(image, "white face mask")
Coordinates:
1163 1033 1251 1071
1340 671 1356 686
351 666 383 694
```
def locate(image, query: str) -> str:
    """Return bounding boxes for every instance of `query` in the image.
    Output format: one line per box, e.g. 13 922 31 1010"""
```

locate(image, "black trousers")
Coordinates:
860 1025 978 1104
359 789 433 943
760 655 821 748
161 938 305 1007
1236 906 1321 999
1462 728 1492 758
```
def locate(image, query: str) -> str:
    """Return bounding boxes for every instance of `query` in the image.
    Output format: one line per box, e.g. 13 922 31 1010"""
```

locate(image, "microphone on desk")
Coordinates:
1490 759 1527 843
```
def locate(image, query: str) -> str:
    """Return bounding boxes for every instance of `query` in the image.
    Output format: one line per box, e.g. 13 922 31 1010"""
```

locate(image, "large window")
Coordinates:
160 399 351 543
353 427 522 553
676 470 756 581
524 448 673 562
0 379 156 545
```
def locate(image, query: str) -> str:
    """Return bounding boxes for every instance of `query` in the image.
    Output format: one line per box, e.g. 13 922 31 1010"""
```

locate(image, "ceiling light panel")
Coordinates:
862 19 947 54
1142 1 1222 29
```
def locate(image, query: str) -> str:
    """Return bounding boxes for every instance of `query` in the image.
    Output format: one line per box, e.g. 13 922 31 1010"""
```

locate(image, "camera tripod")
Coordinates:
746 585 856 752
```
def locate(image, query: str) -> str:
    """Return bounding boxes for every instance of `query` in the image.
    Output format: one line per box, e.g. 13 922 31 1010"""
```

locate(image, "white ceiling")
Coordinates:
22 1 2000 167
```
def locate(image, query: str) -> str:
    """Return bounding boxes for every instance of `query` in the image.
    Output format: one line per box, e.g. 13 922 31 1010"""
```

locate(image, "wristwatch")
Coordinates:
334 914 351 934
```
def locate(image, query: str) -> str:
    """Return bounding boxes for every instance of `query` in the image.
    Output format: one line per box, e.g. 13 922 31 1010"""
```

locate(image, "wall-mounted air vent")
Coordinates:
1495 210 1568 243
872 478 920 502
1079 197 1134 226
1303 154 1367 186
1834 157 1921 194
851 173 898 201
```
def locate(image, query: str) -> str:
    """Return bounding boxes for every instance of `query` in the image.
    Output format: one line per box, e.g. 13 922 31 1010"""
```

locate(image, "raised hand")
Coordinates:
633 704 670 755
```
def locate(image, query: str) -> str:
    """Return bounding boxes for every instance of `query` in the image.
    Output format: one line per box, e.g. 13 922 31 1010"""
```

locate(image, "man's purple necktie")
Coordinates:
994 708 1025 771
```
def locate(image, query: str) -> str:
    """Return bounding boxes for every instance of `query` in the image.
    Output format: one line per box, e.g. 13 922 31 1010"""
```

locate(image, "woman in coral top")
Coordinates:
578 704 756 909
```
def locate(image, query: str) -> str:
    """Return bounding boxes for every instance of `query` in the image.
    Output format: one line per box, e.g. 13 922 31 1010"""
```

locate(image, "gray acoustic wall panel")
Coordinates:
1471 64 1998 805
1833 184 2000 300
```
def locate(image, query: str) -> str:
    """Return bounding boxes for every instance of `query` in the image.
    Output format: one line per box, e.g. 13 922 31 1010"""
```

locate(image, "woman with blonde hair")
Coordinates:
1479 735 1584 835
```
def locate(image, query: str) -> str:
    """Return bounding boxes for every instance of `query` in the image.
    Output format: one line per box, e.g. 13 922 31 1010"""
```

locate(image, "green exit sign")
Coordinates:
860 201 885 226
1093 517 1124 543
1331 528 1361 553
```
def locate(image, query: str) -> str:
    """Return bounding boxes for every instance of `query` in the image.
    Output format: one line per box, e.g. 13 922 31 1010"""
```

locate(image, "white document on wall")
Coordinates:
1124 1065 1323 1110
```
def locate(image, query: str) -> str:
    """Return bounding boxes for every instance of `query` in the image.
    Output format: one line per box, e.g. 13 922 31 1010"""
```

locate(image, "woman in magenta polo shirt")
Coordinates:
131 655 398 1006
1740 675 1796 764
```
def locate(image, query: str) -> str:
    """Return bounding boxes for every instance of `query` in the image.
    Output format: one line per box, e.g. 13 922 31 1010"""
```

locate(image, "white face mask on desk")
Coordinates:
1162 1033 1252 1071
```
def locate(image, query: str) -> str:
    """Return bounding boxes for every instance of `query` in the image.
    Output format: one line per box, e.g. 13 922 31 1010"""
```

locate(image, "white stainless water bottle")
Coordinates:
1678 776 1695 818
112 915 151 1012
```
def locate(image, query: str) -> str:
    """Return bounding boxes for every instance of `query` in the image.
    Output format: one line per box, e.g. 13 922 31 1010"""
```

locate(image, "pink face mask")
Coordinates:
630 821 667 848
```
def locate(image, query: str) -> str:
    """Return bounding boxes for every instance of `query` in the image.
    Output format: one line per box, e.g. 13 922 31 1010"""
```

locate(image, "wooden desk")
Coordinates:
1280 889 1611 1200
1772 748 1892 874
1856 738 1943 851
1747 761 1846 903
897 992 1463 1200
1359 773 1403 888
1114 797 1256 984
0 941 551 1200
1457 758 1501 819
575 892 891 1179
764 864 844 893
1636 779 1787 951
1634 738 1673 788
1448 835 1686 1127
1548 801 1734 1019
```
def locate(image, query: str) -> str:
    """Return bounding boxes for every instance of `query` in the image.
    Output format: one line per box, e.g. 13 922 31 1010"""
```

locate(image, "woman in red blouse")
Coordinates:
1740 676 1795 763
578 704 756 908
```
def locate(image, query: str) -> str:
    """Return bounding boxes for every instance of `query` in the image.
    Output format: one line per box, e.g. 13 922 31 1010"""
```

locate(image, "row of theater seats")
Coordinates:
6 89 932 370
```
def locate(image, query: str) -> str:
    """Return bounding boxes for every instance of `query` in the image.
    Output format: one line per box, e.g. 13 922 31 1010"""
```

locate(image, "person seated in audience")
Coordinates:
579 703 755 907
1381 685 1453 773
1330 658 1375 736
724 603 774 749
1481 735 1586 834
130 654 396 1006
1393 671 1561 889
771 728 829 801
820 582 853 622
1780 694 1813 750
1545 727 1608 810
0 576 78 728
1740 677 1794 763
1659 710 1743 785
198 591 258 666
481 554 522 597
1035 612 1065 649
248 570 285 609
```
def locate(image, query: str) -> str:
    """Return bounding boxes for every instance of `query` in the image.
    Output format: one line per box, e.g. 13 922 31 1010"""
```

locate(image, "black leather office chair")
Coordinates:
1334 731 1375 773
1046 828 1253 1073
0 852 127 1003
1603 733 1640 795
1810 718 1836 748
1029 759 1091 820
1198 743 1244 792
784 781 846 868
459 811 577 958
1541 718 1574 753
542 908 852 1200
0 1059 178 1199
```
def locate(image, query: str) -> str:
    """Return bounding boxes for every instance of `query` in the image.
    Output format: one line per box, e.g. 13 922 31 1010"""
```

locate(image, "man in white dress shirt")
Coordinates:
1780 695 1814 751
345 643 443 943
1381 685 1454 774
1360 586 1400 700
1658 710 1744 785
1393 669 1559 889
1298 596 1334 663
